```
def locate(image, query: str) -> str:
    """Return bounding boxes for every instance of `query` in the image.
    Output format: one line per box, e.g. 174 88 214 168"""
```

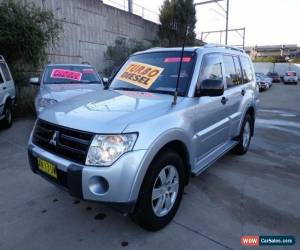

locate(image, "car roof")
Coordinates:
286 70 296 73
134 44 247 56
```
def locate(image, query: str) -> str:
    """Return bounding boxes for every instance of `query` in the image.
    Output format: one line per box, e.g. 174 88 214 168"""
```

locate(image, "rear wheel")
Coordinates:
1 101 13 128
132 149 185 231
232 114 253 155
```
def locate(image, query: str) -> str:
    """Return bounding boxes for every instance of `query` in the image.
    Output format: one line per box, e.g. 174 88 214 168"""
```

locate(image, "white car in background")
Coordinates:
283 71 298 84
0 55 15 128
30 64 104 114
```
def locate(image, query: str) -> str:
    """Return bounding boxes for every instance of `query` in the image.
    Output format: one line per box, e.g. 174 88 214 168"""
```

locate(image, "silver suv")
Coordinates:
28 45 259 231
30 64 103 115
0 55 15 128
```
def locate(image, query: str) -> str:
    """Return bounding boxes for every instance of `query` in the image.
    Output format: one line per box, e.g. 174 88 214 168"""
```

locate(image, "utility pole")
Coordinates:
195 0 231 45
225 0 229 45
242 27 245 49
128 0 133 13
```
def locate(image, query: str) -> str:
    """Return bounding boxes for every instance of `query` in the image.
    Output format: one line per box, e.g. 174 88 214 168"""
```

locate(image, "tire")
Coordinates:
1 101 13 128
132 149 185 231
232 114 253 155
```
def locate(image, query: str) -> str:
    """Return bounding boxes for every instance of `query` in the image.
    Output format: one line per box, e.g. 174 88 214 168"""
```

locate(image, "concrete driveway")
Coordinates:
0 83 299 250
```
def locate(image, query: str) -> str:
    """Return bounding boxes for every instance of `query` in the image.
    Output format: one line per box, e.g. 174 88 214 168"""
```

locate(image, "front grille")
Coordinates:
32 119 94 164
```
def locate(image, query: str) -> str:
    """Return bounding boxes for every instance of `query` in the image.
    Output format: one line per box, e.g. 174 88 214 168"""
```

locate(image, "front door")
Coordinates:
192 53 231 163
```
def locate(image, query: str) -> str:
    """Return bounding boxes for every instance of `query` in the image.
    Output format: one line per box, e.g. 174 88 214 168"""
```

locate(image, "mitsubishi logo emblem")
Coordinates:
49 131 59 146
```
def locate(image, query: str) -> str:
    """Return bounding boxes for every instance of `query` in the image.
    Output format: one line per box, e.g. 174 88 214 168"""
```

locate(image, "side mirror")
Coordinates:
29 77 40 86
102 77 110 88
103 77 109 84
199 79 224 97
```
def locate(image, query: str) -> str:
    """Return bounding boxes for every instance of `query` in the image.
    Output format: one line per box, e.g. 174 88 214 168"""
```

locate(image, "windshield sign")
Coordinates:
110 51 196 96
44 65 101 84
117 62 164 89
51 69 82 81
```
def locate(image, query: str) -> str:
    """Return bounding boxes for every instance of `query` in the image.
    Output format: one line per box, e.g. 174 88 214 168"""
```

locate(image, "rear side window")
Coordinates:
233 56 243 85
240 56 254 83
222 55 243 88
0 63 12 81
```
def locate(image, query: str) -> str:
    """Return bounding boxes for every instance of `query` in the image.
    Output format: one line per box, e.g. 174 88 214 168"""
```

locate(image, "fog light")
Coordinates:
88 176 109 195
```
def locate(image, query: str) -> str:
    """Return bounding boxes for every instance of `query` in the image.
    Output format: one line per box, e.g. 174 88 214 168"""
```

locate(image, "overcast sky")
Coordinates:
105 0 300 46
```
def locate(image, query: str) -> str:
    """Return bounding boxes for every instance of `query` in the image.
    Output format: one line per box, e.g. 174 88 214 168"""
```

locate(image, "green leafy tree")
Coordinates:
104 37 152 76
0 0 61 80
158 0 197 47
0 0 61 116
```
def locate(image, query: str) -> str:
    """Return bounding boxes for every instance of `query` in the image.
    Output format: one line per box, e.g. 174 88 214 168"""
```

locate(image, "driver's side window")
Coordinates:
196 54 223 94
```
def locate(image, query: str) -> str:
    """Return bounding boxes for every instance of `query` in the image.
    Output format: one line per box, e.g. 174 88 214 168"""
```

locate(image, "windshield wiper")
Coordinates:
44 81 82 84
112 87 144 92
112 87 175 96
84 81 101 84
143 89 175 96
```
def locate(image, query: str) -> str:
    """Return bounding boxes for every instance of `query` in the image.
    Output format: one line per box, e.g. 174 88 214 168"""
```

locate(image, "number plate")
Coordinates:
37 158 58 179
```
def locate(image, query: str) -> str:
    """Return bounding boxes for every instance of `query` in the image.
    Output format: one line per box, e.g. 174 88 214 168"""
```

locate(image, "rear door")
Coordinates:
222 54 245 138
0 62 14 92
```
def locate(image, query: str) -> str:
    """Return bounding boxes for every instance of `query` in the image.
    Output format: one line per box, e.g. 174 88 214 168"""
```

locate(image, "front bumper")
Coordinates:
28 140 147 213
258 83 268 89
284 78 298 83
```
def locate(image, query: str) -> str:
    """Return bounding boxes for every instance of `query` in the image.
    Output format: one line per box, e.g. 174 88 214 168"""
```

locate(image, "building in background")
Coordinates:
245 44 300 60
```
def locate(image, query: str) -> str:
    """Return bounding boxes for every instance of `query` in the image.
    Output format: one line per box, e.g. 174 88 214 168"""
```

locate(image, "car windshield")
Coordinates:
109 51 196 96
44 65 101 84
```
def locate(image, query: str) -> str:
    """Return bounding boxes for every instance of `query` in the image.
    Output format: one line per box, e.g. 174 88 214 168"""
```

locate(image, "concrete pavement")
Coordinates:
0 82 299 250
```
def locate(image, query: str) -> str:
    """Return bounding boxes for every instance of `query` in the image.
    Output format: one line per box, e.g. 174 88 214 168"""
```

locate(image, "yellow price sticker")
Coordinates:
117 62 164 89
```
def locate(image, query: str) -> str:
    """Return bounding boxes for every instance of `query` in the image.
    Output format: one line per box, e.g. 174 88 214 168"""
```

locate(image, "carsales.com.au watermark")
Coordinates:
241 236 296 247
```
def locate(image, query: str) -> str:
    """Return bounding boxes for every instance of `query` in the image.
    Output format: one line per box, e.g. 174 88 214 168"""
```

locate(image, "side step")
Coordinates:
192 140 238 176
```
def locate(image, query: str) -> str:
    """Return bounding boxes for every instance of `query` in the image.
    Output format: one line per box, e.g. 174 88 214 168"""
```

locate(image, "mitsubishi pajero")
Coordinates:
28 45 259 231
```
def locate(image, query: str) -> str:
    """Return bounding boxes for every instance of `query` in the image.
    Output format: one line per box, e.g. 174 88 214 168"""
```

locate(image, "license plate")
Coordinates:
37 158 58 179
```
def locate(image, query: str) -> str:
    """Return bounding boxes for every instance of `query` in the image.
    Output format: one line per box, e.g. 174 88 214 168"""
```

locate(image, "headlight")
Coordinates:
38 98 58 108
86 133 138 166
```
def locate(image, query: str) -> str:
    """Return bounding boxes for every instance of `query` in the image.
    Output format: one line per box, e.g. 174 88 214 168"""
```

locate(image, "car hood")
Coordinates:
40 84 102 102
39 90 176 134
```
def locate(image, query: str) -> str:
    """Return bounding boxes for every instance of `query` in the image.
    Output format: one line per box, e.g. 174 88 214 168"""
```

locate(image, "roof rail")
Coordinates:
0 55 4 61
203 43 245 53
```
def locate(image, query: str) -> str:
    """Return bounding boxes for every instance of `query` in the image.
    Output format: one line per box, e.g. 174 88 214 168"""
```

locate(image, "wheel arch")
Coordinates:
129 130 192 202
1 95 12 114
245 106 255 136
154 140 191 185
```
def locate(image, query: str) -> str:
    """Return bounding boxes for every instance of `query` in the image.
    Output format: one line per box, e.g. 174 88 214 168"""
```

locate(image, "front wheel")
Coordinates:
232 114 253 155
132 149 185 231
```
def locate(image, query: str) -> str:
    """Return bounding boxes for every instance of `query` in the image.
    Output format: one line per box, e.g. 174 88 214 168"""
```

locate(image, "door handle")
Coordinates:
241 89 246 96
221 96 229 105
